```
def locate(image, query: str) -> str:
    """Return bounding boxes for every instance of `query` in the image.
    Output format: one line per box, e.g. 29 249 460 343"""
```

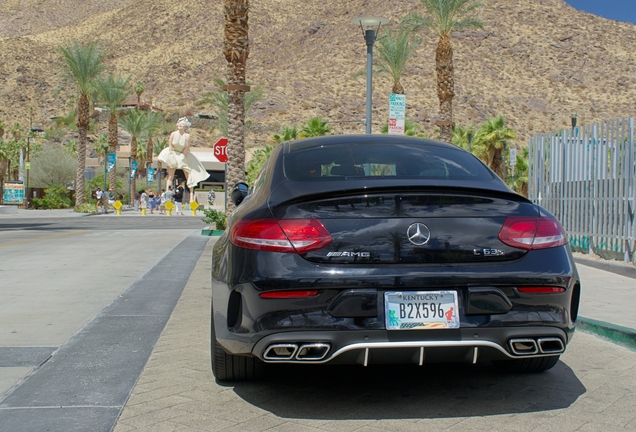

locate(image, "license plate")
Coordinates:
385 291 460 330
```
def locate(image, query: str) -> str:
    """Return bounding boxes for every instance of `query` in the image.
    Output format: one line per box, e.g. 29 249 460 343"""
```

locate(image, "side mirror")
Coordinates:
230 182 249 206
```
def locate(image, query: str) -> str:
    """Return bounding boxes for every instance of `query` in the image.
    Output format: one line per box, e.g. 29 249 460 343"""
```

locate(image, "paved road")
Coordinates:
0 213 208 430
1 212 635 431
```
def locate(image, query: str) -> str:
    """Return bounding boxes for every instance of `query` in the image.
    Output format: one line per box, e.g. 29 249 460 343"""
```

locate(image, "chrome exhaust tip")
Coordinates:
509 338 539 355
296 343 330 361
538 337 564 354
263 343 298 360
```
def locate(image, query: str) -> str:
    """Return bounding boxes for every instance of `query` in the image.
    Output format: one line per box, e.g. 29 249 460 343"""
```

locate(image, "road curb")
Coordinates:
578 317 636 351
574 256 636 279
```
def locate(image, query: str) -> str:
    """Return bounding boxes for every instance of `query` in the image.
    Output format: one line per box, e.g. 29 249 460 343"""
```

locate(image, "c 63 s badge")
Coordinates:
474 248 505 256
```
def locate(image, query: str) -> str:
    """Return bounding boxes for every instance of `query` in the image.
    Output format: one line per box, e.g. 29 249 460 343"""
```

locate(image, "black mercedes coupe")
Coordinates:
211 135 580 381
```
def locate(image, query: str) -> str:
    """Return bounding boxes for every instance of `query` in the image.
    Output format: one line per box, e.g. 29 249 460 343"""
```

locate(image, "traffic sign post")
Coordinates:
214 138 229 212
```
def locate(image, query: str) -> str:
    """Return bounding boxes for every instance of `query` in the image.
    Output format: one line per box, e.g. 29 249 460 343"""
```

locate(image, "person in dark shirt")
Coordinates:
174 182 185 215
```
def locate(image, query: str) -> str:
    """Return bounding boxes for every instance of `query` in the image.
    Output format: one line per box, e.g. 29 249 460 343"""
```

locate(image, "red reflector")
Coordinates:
517 287 566 294
498 216 567 250
259 290 320 299
231 219 332 253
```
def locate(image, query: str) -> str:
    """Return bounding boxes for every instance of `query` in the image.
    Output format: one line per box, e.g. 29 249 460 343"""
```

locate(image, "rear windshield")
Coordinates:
283 142 494 181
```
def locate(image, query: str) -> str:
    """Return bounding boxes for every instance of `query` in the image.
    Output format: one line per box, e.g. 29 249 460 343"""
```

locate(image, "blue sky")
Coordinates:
564 0 636 24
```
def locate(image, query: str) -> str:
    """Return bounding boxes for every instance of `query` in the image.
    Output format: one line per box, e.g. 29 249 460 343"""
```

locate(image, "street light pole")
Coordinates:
26 108 32 208
351 16 389 135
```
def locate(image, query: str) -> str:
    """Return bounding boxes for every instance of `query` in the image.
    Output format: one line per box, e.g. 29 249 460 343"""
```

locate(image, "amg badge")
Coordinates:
326 251 370 258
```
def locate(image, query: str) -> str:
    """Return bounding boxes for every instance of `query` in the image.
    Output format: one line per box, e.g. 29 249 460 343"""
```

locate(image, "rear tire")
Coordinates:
494 355 560 373
211 314 265 381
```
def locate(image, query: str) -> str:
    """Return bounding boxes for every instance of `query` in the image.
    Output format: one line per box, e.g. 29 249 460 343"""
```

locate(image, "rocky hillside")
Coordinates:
1 0 635 149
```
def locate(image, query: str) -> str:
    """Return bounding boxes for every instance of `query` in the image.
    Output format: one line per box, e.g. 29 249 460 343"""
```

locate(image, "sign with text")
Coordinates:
509 147 517 166
147 168 155 183
388 94 406 135
130 161 138 178
3 181 24 204
214 138 228 163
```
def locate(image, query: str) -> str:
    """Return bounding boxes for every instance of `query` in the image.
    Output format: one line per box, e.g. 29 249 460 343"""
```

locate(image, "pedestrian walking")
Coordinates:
174 182 185 215
159 189 167 215
148 190 156 214
95 188 103 213
140 189 148 213
134 190 140 211
101 187 110 214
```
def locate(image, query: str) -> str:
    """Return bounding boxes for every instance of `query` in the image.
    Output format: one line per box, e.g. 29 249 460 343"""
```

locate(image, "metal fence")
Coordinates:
528 118 636 263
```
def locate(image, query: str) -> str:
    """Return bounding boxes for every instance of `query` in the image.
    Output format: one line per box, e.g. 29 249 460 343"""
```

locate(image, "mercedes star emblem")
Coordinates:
407 223 431 246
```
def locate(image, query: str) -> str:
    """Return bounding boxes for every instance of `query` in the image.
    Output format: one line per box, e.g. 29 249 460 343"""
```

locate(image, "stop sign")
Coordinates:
213 138 228 162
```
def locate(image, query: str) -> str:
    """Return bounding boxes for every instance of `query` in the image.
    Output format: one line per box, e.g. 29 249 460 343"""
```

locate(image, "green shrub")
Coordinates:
32 185 73 209
202 208 226 230
74 203 97 214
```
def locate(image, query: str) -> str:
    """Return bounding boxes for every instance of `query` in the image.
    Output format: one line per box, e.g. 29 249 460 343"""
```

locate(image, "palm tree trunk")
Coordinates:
392 82 405 95
224 0 250 215
487 145 504 178
74 93 90 207
108 114 118 192
435 34 454 143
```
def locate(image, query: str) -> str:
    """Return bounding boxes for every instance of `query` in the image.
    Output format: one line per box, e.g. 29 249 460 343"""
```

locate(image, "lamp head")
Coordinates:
350 16 390 27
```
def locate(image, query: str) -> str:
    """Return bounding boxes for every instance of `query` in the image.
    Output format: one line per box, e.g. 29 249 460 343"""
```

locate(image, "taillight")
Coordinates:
230 219 332 253
517 287 566 294
498 216 567 250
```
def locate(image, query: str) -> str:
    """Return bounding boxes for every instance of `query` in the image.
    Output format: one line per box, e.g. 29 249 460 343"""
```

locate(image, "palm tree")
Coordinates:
223 0 250 214
142 112 163 190
452 123 476 151
473 115 517 178
246 145 274 185
58 40 106 207
199 77 264 137
300 117 331 138
268 125 298 144
374 26 422 95
153 138 168 194
94 73 132 191
119 109 147 197
134 80 145 108
512 146 529 196
406 0 483 143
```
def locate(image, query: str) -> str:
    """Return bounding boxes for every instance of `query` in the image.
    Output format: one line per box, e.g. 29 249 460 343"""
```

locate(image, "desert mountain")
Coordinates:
1 0 636 149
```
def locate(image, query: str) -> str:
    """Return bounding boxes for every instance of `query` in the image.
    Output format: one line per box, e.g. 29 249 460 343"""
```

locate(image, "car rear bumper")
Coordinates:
249 326 568 365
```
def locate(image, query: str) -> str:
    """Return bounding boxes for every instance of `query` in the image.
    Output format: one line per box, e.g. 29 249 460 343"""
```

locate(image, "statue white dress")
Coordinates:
157 118 210 194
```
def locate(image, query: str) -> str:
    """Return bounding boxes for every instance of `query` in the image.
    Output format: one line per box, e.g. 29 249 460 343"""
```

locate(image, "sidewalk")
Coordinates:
573 257 636 349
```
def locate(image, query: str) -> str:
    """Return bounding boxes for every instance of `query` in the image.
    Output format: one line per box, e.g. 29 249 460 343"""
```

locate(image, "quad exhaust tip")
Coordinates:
263 343 331 361
538 337 564 354
509 337 564 356
263 344 298 360
509 338 539 355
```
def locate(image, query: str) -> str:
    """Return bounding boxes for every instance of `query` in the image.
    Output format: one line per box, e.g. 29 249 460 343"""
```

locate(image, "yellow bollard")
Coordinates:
165 201 174 216
190 201 199 216
141 208 146 216
113 200 123 216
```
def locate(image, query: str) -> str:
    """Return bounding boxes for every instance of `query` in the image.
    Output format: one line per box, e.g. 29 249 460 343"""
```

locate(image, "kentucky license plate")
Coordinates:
385 291 460 330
